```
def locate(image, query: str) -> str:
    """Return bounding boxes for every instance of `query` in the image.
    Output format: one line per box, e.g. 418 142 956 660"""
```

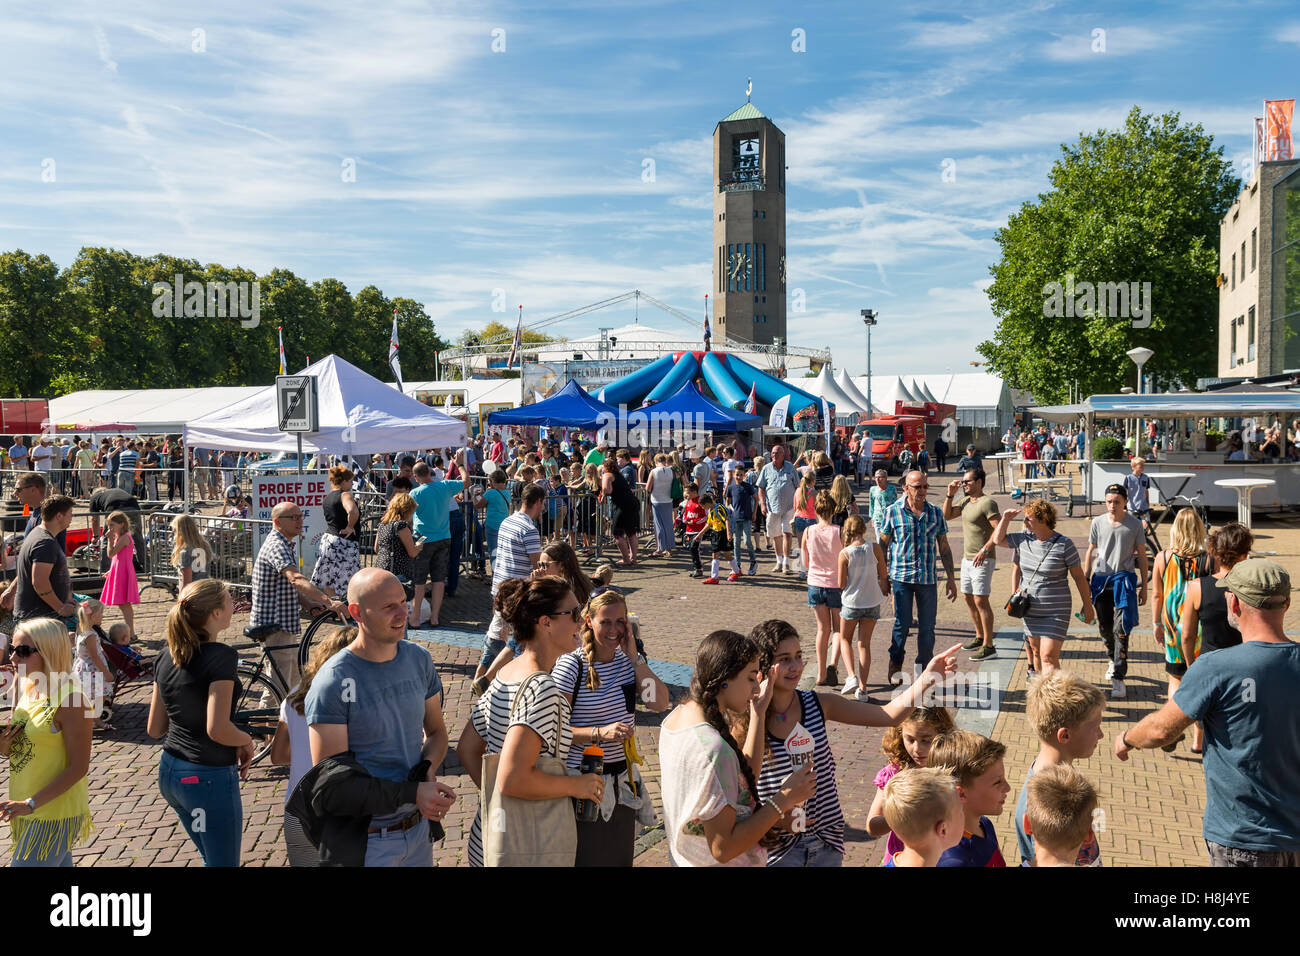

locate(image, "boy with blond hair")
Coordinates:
1022 764 1099 867
881 768 965 867
928 729 1011 867
1016 669 1105 865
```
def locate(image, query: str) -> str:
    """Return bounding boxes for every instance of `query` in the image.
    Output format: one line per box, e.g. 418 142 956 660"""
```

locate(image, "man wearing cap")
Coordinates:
956 444 981 474
1116 559 1300 866
1083 483 1147 699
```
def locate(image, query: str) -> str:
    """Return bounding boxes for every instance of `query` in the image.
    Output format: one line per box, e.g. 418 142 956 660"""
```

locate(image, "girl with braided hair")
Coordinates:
659 629 816 866
552 588 669 866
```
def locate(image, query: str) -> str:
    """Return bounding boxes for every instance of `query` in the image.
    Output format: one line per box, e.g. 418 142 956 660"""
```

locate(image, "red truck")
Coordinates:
854 415 926 475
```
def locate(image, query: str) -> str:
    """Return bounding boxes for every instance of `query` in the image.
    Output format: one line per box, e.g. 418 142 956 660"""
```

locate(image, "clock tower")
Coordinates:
712 98 786 347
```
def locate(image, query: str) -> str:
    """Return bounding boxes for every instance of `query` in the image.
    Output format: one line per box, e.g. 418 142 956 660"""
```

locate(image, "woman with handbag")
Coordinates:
553 588 670 866
986 500 1095 674
457 576 602 867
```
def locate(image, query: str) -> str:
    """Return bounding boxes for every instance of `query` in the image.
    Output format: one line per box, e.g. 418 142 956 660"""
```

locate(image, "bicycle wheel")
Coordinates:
234 662 284 766
298 607 352 670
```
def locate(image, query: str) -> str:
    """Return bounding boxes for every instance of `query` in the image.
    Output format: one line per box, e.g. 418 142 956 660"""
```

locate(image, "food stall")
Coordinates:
1029 391 1300 512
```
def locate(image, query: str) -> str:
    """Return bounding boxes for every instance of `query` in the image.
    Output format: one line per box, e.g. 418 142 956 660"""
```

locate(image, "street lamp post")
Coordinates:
1127 346 1154 456
861 309 878 415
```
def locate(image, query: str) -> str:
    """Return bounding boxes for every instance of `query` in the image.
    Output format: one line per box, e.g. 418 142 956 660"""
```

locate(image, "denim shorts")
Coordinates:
842 603 882 621
807 586 842 609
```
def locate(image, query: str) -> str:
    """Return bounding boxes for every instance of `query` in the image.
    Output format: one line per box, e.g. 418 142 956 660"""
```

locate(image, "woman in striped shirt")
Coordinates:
744 619 962 867
456 576 603 867
553 589 670 866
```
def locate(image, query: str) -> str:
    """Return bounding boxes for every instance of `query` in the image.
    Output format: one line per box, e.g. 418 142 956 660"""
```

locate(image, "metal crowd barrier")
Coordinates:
145 511 272 598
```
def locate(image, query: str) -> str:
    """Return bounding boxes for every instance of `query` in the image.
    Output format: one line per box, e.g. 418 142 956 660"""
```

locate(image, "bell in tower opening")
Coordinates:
711 94 786 347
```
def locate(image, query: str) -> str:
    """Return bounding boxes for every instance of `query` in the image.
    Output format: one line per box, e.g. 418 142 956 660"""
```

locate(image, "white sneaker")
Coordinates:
1111 678 1126 699
1105 661 1116 680
841 676 860 696
854 688 872 701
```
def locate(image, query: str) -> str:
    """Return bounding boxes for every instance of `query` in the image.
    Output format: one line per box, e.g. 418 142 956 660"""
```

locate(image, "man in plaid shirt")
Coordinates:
877 470 957 686
250 502 347 700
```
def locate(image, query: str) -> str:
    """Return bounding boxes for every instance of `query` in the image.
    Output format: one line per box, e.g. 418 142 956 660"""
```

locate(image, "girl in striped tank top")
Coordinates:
744 620 963 866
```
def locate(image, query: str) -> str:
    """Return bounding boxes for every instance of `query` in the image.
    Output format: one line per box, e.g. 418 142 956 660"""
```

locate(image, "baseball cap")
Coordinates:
1103 483 1126 498
1216 558 1290 610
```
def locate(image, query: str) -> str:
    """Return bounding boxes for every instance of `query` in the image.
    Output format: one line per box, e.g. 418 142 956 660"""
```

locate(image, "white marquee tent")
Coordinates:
45 387 264 434
803 367 868 423
833 369 884 417
184 354 467 454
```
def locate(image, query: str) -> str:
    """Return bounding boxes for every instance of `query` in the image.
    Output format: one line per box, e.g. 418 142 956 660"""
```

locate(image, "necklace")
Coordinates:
771 693 799 724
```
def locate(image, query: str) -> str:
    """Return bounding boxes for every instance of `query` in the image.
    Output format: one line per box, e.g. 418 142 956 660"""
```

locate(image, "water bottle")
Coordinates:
576 744 604 821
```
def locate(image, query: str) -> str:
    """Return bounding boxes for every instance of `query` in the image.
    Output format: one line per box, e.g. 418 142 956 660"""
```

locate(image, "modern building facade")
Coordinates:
712 102 786 347
1218 158 1300 377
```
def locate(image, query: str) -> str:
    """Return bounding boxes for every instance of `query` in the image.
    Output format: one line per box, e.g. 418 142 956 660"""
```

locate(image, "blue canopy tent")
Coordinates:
485 378 618 429
638 379 762 431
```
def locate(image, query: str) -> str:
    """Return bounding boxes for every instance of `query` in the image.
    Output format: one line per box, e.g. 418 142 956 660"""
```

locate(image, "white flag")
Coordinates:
768 394 791 429
822 398 832 454
389 311 403 392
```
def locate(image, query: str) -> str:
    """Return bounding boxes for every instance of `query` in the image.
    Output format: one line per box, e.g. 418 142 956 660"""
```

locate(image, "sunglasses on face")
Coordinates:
537 560 552 569
548 605 583 623
10 644 38 659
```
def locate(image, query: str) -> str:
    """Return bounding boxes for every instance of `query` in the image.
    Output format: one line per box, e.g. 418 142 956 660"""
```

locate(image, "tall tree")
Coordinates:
0 251 80 396
978 108 1239 403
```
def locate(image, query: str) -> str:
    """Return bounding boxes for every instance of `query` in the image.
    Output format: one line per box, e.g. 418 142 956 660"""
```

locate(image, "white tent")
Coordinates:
804 367 868 423
910 378 939 403
833 369 883 416
46 386 264 433
184 354 467 453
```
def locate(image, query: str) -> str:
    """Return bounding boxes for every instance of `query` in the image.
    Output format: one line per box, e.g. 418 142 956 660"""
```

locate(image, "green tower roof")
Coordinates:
719 102 764 123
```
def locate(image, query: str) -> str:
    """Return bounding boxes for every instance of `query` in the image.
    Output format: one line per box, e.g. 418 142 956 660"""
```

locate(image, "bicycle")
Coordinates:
232 607 353 766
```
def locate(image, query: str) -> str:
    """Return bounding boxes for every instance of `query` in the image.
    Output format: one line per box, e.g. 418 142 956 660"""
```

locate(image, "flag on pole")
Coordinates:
768 394 790 429
822 398 833 455
507 305 523 368
744 382 757 415
703 294 711 351
389 307 404 392
277 326 287 375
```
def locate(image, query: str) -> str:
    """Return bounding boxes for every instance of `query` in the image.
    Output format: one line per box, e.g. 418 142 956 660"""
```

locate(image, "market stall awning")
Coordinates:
636 379 762 431
485 378 618 429
1032 392 1300 422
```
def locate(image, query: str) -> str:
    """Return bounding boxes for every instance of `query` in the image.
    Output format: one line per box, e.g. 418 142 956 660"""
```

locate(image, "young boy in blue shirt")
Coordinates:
929 729 1011 867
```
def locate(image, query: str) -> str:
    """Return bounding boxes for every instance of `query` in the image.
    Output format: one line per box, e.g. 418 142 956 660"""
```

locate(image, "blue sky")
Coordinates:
2 0 1297 377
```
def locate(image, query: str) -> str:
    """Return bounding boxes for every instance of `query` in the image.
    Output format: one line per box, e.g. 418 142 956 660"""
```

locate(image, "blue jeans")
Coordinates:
447 509 466 595
890 581 938 672
769 832 844 868
364 817 432 867
733 518 755 563
793 516 816 551
486 525 500 562
158 750 242 867
468 518 486 573
479 636 507 670
11 839 74 867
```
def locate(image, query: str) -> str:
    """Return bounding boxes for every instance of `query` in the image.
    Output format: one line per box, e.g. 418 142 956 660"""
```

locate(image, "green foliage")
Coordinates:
1092 436 1125 460
0 247 453 396
978 108 1240 404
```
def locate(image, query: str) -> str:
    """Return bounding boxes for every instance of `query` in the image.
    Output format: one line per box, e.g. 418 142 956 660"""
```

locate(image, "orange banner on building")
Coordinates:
1264 99 1294 161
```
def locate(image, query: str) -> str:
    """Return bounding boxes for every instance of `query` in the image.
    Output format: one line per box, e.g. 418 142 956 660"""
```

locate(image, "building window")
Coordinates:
1252 228 1257 270
759 243 766 292
1231 253 1236 289
1241 241 1246 280
1231 316 1238 365
1249 306 1256 361
745 242 752 291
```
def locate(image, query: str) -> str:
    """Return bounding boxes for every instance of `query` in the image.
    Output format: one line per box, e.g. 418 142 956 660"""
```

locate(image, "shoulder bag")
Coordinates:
481 671 577 867
1005 533 1059 619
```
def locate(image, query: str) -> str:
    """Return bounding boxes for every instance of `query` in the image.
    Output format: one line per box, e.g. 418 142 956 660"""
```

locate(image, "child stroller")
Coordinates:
97 633 155 726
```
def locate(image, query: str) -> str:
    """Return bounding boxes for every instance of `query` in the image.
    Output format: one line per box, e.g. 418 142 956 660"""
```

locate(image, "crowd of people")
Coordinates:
0 425 1297 869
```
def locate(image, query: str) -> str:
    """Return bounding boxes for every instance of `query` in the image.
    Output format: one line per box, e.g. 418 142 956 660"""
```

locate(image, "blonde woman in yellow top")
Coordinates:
0 617 94 866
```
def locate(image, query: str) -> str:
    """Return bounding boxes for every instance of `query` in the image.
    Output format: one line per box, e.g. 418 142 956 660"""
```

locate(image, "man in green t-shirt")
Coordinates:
584 439 608 468
944 466 1001 661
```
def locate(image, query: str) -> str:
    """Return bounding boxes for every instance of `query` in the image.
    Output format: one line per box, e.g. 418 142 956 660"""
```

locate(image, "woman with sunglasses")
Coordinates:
457 576 602 867
552 588 669 865
0 617 95 866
